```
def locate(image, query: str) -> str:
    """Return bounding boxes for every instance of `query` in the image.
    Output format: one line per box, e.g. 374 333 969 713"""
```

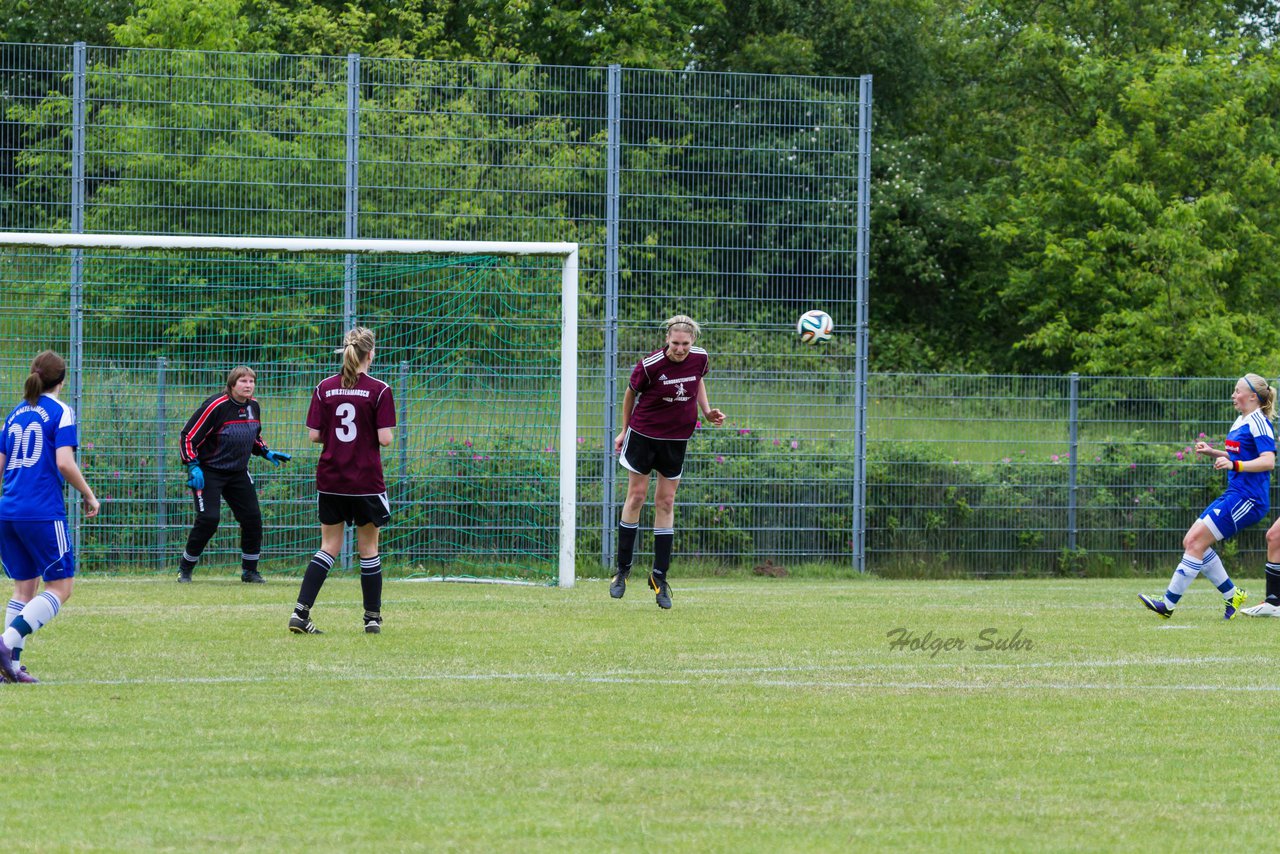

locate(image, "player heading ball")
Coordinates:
611 315 726 609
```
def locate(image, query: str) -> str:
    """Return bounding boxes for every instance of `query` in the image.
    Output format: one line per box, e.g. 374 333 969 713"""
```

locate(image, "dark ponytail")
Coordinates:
24 350 66 406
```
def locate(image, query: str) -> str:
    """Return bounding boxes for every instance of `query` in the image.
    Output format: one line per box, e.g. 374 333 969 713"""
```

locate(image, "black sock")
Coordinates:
617 521 639 574
653 527 673 580
241 552 259 575
179 551 199 573
360 554 383 615
295 550 335 613
1266 563 1280 604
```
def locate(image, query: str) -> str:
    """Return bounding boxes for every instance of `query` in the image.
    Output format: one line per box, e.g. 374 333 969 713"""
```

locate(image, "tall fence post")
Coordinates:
601 64 621 570
343 51 361 331
69 41 87 556
851 74 873 572
340 51 361 571
398 360 409 482
1068 372 1080 552
156 356 167 568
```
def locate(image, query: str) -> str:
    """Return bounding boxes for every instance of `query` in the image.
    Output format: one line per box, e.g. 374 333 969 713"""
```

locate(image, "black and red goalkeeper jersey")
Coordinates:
179 393 269 472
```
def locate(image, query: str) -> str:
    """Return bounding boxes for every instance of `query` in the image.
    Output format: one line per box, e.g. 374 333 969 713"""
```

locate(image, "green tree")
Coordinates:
109 0 253 50
947 0 1280 373
1 0 136 46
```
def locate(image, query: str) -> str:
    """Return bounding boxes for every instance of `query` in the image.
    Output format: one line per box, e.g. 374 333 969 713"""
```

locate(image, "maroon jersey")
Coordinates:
626 346 709 440
306 372 396 495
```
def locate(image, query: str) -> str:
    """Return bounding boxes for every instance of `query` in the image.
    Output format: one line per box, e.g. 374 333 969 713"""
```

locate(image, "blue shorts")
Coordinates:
1199 493 1268 541
0 519 76 582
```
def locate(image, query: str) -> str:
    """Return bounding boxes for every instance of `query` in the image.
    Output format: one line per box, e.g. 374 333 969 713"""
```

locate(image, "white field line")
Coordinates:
34 655 1280 691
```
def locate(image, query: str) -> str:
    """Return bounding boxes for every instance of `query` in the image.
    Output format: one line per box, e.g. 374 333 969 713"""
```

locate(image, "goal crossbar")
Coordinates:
0 232 579 258
0 231 580 588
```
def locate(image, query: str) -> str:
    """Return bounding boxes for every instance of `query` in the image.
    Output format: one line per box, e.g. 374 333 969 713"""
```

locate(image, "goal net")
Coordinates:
0 233 579 587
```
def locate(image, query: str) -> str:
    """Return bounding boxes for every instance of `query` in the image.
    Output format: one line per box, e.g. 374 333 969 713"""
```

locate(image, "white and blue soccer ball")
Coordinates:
796 309 834 345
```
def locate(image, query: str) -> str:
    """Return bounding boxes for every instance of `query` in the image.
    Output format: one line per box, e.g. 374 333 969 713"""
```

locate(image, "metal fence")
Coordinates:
867 373 1273 575
1 42 869 576
5 43 1255 580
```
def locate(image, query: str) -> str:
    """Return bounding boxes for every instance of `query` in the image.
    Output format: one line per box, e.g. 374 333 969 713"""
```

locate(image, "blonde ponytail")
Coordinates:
1245 373 1276 420
340 327 376 388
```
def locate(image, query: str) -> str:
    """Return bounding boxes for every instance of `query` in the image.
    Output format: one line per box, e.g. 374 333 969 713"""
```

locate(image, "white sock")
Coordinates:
5 598 25 660
1 590 61 648
1200 548 1236 597
1164 552 1202 606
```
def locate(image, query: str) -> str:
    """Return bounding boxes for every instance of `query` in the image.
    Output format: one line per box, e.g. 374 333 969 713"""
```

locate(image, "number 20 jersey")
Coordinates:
306 372 396 496
0 393 78 521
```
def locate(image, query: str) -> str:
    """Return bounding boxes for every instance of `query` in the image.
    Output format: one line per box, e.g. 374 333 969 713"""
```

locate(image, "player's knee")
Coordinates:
654 495 675 515
1182 531 1209 553
193 512 221 534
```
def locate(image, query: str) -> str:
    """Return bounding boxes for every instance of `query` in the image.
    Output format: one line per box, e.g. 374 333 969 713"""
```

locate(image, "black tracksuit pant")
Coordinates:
184 467 262 560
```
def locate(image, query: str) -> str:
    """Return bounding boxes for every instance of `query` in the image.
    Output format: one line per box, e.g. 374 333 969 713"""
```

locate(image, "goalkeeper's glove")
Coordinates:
264 449 292 466
186 462 204 490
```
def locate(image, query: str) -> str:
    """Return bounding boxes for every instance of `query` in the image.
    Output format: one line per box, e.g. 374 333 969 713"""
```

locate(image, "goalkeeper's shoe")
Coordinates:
13 665 38 684
649 573 672 610
1241 601 1280 617
364 613 382 634
177 569 193 583
241 569 266 584
609 568 630 599
288 613 323 635
1139 594 1173 619
1224 587 1248 620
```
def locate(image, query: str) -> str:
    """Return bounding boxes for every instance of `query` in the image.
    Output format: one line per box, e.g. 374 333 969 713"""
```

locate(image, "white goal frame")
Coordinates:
0 232 580 588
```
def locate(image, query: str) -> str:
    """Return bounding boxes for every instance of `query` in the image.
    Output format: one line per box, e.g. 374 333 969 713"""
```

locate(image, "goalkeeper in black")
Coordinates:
177 366 291 583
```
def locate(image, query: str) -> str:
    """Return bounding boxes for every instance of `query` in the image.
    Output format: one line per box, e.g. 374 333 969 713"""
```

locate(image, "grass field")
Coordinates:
5 575 1277 851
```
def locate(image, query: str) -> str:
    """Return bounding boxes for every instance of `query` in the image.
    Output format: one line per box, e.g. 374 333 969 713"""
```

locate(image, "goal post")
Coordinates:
0 232 579 588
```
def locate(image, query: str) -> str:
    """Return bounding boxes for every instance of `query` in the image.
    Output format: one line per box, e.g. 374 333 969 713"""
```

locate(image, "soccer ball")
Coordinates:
796 309 834 345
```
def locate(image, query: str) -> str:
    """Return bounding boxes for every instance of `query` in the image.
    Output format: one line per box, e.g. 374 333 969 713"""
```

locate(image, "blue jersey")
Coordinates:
0 393 78 521
1223 409 1275 508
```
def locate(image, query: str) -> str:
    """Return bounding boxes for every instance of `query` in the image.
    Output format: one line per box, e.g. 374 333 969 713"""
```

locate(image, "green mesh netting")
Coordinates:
0 246 568 582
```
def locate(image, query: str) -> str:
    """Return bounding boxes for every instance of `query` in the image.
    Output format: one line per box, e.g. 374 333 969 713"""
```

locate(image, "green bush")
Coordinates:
78 415 1267 579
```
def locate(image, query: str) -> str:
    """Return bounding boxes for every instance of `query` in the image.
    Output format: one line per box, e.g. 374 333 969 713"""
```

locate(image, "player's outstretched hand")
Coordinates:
705 408 726 427
265 450 292 466
82 494 100 518
186 463 204 490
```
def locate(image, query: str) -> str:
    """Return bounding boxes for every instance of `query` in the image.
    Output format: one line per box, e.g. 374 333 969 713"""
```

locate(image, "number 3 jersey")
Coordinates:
0 393 78 521
307 372 396 495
